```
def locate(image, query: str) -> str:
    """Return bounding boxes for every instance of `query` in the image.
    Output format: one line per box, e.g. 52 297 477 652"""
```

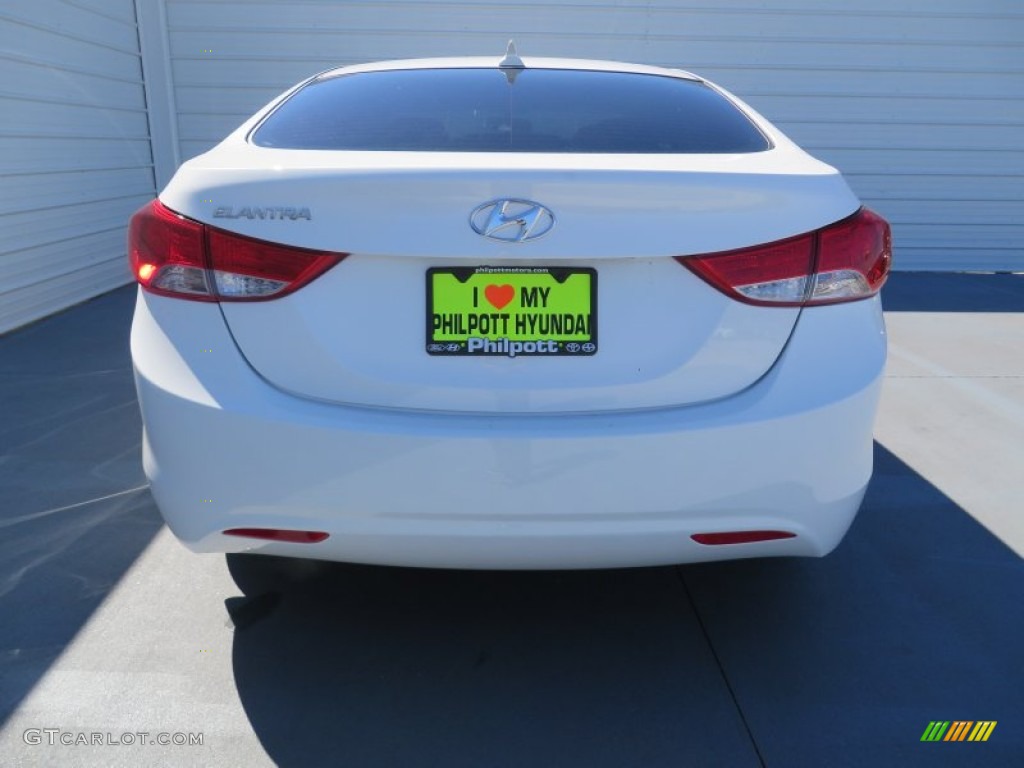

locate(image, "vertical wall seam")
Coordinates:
135 0 180 191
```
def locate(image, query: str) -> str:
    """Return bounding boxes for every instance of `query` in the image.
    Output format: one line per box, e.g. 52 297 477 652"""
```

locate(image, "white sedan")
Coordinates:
129 49 891 569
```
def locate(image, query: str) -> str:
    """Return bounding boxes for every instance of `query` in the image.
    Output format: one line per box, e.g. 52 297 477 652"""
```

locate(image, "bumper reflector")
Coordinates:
691 530 796 545
223 528 329 544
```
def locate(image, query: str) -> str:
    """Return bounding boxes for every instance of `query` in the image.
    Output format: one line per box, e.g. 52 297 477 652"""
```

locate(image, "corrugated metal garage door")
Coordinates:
162 0 1023 272
0 0 155 334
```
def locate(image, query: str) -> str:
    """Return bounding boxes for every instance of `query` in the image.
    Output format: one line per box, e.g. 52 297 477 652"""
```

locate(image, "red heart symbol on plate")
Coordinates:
484 284 515 310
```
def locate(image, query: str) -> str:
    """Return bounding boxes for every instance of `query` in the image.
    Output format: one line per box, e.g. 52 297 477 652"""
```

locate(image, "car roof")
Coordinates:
316 56 703 83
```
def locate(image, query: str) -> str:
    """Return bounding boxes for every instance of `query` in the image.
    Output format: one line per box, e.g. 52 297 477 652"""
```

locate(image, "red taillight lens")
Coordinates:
128 199 214 300
678 207 892 307
677 232 815 306
812 207 891 304
127 200 345 301
207 227 343 301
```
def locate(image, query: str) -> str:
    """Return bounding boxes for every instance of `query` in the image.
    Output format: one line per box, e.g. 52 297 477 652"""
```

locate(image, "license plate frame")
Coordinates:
426 266 597 357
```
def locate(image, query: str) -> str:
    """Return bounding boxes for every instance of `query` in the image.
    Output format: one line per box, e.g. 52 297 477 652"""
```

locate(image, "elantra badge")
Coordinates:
470 199 555 243
213 206 311 220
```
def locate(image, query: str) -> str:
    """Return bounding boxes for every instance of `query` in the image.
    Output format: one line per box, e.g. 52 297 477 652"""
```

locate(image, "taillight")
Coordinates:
812 207 892 304
678 207 891 307
128 198 213 301
127 200 345 301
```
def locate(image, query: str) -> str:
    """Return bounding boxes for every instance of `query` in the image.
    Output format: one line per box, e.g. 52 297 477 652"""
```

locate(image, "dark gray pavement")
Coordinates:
0 275 1021 767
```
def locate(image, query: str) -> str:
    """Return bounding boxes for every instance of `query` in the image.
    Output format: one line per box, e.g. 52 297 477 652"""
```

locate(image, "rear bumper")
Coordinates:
132 290 885 569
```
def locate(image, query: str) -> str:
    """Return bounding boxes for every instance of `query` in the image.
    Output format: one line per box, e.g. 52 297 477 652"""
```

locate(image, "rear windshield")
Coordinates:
251 68 771 153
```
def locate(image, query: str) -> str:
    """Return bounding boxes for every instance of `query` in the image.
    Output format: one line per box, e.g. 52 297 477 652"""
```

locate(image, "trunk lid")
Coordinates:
161 149 859 413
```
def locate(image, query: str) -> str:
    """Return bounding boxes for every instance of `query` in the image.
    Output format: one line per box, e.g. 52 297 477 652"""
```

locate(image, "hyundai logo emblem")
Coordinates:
469 199 555 243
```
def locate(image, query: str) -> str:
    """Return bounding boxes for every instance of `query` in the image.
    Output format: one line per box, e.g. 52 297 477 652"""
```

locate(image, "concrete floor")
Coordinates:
0 274 1021 767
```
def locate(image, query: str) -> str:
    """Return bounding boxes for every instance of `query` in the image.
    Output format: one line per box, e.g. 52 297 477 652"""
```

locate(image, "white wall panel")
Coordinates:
0 0 1014 329
0 0 154 333
161 0 1023 272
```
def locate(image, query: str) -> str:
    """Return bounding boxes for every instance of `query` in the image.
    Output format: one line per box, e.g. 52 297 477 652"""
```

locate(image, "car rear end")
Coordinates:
130 58 890 569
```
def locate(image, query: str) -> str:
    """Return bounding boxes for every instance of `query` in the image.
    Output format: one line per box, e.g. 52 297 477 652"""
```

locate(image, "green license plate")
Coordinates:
426 266 597 357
